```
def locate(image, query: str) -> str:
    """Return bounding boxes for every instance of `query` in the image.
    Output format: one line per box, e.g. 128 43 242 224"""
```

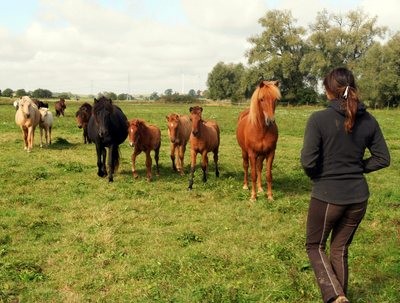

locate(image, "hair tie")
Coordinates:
343 86 349 99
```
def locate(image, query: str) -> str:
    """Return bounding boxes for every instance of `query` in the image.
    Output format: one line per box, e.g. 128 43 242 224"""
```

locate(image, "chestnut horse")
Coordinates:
87 96 128 182
166 113 191 175
128 119 161 181
188 106 220 190
75 102 93 144
15 96 41 152
236 80 281 200
55 98 66 117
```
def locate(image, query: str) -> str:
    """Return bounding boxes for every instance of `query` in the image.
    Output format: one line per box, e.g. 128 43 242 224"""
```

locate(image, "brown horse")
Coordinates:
188 106 220 190
166 113 191 175
55 98 66 117
236 80 281 200
15 96 41 152
75 102 93 144
128 119 161 181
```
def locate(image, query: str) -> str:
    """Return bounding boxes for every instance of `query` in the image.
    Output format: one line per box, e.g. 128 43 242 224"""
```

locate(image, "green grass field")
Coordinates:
0 98 399 302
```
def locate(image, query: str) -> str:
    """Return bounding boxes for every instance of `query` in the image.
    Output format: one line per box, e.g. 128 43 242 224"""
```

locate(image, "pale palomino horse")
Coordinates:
39 108 53 147
15 96 41 152
166 113 191 175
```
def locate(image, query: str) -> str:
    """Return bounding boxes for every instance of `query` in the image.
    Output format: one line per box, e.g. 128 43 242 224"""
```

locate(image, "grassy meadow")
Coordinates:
0 97 399 303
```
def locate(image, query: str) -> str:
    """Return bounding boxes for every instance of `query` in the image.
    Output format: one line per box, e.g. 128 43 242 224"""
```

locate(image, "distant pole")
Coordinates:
181 73 185 94
127 73 131 100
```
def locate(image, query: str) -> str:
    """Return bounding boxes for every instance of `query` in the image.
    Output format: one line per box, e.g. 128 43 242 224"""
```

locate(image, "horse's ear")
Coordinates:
258 80 265 88
200 107 203 112
272 80 280 87
94 98 98 103
189 107 193 113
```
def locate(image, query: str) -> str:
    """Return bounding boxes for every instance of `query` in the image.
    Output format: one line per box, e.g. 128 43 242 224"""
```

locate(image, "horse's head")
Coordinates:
189 106 203 137
93 96 113 138
19 96 35 119
128 119 144 147
166 113 180 143
75 103 92 129
250 80 281 127
75 110 84 128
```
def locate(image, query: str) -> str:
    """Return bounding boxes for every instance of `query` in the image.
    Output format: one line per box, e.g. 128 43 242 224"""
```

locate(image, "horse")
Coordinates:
128 119 161 181
236 80 281 200
75 102 93 144
188 106 220 190
166 113 191 175
55 98 66 117
87 96 128 182
32 99 49 109
15 96 41 152
38 108 53 147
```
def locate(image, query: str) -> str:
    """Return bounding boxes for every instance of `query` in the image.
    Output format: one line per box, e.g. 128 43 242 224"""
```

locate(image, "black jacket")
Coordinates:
301 99 390 204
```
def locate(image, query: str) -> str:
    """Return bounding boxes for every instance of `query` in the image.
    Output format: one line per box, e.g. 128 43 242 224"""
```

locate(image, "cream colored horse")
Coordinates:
15 96 41 152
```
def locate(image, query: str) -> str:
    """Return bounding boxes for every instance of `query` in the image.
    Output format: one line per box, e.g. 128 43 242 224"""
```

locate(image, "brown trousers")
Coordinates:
306 197 367 303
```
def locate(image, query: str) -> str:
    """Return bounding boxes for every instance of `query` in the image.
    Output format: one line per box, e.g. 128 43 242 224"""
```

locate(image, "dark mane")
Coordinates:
93 96 113 113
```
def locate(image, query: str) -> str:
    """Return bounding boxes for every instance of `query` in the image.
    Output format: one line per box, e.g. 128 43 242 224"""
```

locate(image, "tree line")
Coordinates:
206 9 400 108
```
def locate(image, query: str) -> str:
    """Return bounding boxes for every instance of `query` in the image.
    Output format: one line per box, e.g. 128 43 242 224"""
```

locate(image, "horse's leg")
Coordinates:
265 150 275 200
256 155 265 194
108 145 119 182
178 145 185 175
96 144 106 177
145 150 153 181
249 151 258 200
45 127 49 146
241 150 249 190
40 127 44 148
49 127 52 145
170 143 177 172
213 148 219 177
154 147 160 177
201 151 209 183
22 127 28 151
27 126 34 152
188 149 197 190
131 149 139 179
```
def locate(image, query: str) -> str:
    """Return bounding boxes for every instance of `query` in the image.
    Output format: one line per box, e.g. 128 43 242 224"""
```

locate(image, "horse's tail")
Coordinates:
112 146 121 173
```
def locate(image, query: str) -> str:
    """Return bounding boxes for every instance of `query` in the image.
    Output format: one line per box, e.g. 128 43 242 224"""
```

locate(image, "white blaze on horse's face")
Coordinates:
260 97 276 127
128 125 138 147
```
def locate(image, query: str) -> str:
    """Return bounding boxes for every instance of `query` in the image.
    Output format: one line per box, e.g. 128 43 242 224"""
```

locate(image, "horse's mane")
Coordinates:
93 96 113 113
248 82 281 126
19 96 38 110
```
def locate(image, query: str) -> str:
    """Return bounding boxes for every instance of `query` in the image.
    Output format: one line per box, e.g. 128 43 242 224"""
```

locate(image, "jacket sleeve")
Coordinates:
301 114 322 179
363 120 390 173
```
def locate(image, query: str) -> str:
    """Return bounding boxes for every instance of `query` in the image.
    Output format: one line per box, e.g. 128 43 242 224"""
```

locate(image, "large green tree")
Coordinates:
302 9 387 79
207 62 245 101
356 33 400 108
246 10 308 102
32 88 52 99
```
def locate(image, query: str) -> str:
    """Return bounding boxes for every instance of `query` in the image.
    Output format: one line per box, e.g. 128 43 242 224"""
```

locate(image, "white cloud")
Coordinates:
1 0 399 95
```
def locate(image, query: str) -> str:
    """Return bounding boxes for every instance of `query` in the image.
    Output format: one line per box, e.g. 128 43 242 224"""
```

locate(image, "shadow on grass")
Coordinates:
48 137 79 150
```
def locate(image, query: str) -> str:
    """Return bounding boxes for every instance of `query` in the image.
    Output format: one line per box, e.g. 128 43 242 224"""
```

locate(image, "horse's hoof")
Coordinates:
258 188 264 193
243 185 249 190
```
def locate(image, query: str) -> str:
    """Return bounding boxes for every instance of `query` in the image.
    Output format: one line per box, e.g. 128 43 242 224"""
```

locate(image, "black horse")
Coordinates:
88 96 128 182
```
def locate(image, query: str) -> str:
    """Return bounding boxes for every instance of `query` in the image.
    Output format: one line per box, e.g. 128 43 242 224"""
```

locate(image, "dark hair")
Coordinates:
323 67 360 133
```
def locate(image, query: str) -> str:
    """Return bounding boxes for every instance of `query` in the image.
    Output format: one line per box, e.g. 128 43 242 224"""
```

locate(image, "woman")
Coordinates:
300 67 390 303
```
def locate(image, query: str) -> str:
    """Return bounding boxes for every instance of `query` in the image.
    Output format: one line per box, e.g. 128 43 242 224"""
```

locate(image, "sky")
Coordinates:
1 0 399 96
